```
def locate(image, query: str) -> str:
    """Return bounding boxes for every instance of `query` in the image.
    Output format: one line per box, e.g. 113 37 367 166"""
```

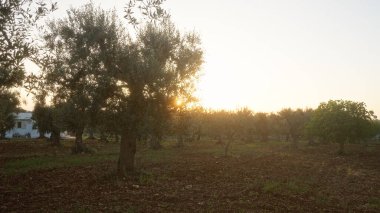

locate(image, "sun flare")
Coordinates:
175 98 183 107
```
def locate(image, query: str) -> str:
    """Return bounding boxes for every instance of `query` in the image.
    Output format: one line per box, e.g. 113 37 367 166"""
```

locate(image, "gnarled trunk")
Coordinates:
118 131 137 176
73 128 86 153
0 131 6 140
38 130 46 139
49 125 60 146
117 87 143 176
88 128 96 140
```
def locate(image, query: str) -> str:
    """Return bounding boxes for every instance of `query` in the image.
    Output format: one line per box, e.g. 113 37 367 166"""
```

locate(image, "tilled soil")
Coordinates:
0 142 379 212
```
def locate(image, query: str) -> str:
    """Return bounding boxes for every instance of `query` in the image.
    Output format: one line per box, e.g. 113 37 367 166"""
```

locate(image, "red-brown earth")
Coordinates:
0 139 379 212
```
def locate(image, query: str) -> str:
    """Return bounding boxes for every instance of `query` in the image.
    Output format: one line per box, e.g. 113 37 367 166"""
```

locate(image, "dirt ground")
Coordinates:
0 140 379 212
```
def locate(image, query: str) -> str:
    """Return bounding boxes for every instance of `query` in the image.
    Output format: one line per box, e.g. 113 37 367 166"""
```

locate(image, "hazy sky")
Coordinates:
22 0 380 115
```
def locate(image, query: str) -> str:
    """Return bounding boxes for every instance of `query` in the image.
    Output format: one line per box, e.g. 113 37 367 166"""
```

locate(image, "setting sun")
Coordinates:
175 98 183 107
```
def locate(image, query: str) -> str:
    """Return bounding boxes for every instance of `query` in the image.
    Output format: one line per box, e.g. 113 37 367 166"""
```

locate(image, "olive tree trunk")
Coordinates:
118 131 137 176
117 88 143 176
0 131 6 140
88 128 96 139
50 126 60 146
73 128 86 153
38 130 46 139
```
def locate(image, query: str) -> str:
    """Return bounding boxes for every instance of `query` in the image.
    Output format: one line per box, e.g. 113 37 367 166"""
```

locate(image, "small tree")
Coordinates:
188 107 207 142
174 109 193 147
31 97 64 145
0 91 19 139
253 112 269 142
308 100 376 154
46 106 64 146
32 102 50 139
279 108 310 148
371 120 380 142
267 113 283 141
206 110 239 156
235 108 254 142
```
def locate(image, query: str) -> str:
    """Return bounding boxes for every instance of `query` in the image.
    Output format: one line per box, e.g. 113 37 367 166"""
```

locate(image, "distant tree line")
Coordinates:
135 102 378 155
31 98 379 156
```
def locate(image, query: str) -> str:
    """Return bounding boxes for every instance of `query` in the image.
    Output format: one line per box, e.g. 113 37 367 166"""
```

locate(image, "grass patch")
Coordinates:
262 180 282 193
367 197 380 209
136 147 181 164
173 140 286 157
315 193 330 205
285 181 310 194
0 140 288 175
138 171 155 185
2 153 118 175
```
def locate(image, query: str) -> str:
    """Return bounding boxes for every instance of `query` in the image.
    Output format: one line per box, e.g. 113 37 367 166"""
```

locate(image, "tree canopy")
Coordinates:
0 0 56 89
33 3 122 152
308 100 377 153
0 91 19 139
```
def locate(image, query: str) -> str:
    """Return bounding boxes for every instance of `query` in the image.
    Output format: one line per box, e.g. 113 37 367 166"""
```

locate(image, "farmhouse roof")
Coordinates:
15 112 33 120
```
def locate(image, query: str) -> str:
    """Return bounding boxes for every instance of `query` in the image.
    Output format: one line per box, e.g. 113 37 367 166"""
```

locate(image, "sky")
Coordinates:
21 0 380 116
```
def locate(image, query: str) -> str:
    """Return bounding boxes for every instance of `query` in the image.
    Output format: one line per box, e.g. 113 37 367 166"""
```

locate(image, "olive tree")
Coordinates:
279 108 311 148
235 108 254 142
34 3 122 152
32 104 64 145
115 19 203 175
32 102 50 139
267 112 284 141
308 100 376 154
0 92 19 139
253 112 269 142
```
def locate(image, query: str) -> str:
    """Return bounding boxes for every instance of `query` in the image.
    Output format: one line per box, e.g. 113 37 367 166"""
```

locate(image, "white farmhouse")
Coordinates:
5 112 41 138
